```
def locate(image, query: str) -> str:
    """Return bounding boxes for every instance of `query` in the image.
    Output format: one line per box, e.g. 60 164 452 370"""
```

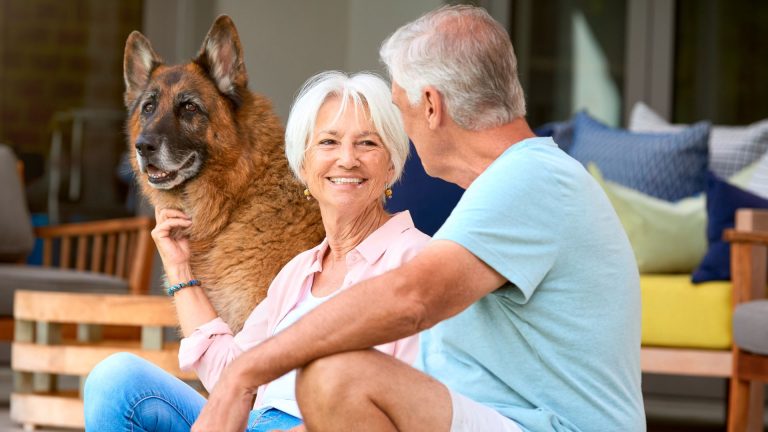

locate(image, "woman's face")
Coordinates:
301 96 394 214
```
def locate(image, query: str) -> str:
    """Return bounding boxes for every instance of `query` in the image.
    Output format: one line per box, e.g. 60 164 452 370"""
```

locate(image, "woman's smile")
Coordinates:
328 177 366 185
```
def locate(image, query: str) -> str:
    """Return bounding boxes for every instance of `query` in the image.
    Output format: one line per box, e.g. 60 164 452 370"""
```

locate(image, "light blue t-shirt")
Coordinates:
421 137 645 432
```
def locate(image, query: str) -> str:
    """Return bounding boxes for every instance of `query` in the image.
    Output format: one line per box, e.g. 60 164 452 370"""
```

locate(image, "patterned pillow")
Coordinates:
629 102 768 178
570 111 710 201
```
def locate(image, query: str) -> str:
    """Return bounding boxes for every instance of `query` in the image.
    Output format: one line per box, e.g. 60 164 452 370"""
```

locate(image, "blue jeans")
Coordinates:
84 352 302 432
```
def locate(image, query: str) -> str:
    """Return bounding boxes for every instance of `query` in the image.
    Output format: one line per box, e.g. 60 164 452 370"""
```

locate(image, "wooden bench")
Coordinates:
11 290 197 431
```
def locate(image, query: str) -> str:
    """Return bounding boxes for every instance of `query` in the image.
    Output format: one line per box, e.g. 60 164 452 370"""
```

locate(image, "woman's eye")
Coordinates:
184 102 197 112
142 102 155 113
318 139 336 146
359 140 379 147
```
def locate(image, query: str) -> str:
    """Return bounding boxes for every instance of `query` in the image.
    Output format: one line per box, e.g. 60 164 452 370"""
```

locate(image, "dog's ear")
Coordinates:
195 15 248 106
124 31 163 109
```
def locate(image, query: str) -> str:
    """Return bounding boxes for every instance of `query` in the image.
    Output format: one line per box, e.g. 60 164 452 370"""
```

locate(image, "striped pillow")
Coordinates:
629 102 768 178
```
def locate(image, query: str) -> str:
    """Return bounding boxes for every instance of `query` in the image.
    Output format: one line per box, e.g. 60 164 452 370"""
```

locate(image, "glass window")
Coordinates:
510 0 627 128
674 0 768 124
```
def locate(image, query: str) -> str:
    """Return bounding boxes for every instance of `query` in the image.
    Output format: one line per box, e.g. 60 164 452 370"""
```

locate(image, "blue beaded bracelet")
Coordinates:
166 279 201 296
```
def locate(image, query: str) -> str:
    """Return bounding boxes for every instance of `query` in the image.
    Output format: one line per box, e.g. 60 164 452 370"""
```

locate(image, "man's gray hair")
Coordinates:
380 4 526 131
285 71 409 186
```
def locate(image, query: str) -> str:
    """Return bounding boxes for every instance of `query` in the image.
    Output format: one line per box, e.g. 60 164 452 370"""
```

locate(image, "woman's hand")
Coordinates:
191 364 254 432
151 208 193 279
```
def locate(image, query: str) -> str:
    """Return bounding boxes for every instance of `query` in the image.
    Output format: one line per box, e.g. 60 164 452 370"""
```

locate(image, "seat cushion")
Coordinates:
0 145 34 262
641 274 732 349
0 264 128 316
733 300 768 355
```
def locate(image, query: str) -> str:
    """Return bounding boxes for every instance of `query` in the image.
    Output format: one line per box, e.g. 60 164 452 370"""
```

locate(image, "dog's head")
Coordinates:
123 15 248 191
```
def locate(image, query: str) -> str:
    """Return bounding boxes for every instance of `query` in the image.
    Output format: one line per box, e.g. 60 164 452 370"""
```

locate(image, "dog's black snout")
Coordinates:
135 136 158 156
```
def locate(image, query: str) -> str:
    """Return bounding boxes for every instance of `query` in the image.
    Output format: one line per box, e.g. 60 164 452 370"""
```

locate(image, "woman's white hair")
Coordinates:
380 4 526 131
285 71 409 186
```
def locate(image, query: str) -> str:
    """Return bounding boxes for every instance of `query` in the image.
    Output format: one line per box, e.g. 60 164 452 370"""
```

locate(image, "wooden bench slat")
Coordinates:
11 341 193 379
14 291 177 326
641 347 732 377
76 235 88 271
60 236 71 269
11 392 84 429
91 234 103 272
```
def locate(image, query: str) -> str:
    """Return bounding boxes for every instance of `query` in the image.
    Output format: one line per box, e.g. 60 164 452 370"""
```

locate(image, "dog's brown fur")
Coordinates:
123 16 324 332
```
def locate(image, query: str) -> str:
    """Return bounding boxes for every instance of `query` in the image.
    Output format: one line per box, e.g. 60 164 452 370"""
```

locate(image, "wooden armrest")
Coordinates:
31 216 155 295
728 209 768 305
725 230 768 245
34 216 153 238
725 208 768 245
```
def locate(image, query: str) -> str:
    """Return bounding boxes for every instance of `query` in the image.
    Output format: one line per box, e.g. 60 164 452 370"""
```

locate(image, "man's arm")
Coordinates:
191 239 506 431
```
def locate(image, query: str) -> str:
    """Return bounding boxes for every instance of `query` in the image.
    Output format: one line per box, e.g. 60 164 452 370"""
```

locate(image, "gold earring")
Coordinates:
303 189 312 200
385 188 393 199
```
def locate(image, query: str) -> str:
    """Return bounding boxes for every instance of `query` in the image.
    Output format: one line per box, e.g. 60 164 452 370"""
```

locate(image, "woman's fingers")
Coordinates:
152 218 192 241
155 208 191 223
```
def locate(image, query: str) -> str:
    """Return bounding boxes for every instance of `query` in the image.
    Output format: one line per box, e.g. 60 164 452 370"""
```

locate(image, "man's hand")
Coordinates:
191 367 254 432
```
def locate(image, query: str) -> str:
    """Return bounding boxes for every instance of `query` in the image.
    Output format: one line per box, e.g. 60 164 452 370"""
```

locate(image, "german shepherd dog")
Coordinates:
123 16 324 332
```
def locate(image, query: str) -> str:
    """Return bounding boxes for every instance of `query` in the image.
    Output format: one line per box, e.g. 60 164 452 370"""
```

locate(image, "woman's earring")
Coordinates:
385 188 393 199
304 189 312 200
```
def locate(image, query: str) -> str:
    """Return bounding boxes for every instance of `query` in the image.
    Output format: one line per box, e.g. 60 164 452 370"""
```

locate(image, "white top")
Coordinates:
259 287 337 418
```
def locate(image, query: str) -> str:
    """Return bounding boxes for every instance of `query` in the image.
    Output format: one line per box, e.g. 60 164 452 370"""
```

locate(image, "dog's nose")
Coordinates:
135 136 158 157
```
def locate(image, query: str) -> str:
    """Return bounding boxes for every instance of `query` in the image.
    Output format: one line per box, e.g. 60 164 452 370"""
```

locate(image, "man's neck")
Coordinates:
442 117 535 189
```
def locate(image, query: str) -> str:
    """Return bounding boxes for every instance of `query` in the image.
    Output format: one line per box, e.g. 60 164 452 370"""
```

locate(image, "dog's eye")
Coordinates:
143 102 155 113
184 103 197 112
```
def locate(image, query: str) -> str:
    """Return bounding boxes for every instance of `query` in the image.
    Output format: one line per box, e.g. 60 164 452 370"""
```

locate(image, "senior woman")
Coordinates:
83 71 429 432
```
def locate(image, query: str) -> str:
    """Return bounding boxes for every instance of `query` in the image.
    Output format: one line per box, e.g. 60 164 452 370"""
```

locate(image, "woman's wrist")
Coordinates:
165 264 194 285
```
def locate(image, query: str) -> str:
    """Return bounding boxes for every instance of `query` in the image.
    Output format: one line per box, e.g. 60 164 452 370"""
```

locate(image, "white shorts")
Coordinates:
449 390 523 432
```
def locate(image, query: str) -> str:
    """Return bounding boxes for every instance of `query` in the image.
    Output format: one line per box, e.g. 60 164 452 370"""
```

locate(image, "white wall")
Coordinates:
214 0 349 121
215 0 443 120
345 0 441 74
139 0 525 121
144 0 444 121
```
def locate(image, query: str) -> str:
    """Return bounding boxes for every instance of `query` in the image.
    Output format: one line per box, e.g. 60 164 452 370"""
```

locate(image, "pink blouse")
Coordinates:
178 211 430 408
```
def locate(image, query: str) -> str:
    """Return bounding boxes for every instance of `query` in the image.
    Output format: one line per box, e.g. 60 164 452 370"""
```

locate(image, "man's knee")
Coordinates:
296 351 372 407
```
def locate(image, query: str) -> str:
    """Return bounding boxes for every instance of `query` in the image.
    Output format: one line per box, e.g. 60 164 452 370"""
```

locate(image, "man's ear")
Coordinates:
423 86 443 130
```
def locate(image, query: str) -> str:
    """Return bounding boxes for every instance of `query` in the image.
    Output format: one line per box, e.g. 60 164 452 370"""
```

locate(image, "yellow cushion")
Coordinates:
641 274 732 349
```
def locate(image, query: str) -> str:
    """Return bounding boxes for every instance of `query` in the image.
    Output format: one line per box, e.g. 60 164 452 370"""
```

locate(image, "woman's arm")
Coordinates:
152 208 218 336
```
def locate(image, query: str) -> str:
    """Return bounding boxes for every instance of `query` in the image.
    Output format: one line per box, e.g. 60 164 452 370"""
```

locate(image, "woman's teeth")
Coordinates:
329 177 363 184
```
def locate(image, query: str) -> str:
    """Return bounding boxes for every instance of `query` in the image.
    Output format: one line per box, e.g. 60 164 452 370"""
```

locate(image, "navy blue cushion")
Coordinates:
534 119 574 153
386 142 464 236
691 173 768 283
570 111 710 201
